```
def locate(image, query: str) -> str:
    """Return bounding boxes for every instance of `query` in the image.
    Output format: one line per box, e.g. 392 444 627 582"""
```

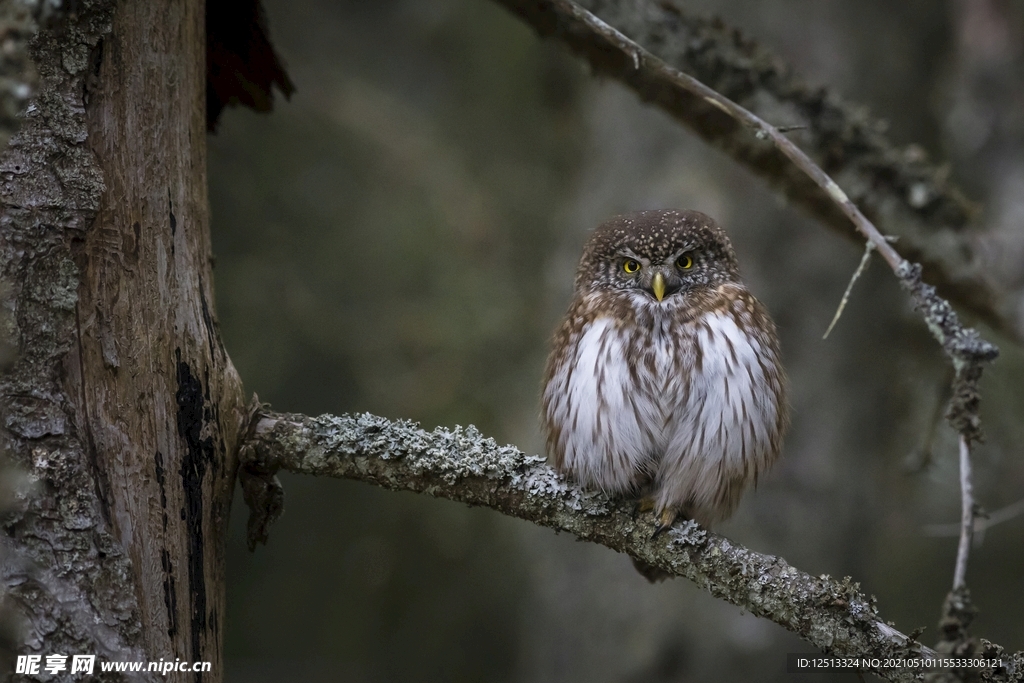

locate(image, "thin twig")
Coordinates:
823 241 874 339
923 497 1024 537
953 434 976 591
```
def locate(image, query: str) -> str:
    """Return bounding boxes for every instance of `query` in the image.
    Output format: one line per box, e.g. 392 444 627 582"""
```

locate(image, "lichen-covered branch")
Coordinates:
490 0 1024 344
239 410 1023 683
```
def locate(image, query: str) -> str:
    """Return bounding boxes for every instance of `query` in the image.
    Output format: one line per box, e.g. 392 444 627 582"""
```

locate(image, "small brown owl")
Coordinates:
542 209 788 539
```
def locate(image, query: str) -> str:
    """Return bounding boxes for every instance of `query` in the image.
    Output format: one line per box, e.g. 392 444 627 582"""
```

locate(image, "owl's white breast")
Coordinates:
669 310 777 468
543 299 784 522
543 316 657 492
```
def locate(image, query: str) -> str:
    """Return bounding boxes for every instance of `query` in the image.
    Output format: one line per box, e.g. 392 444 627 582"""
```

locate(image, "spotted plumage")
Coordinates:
542 210 788 540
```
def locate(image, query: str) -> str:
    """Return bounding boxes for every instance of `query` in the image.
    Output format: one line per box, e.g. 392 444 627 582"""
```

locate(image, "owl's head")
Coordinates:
574 210 741 302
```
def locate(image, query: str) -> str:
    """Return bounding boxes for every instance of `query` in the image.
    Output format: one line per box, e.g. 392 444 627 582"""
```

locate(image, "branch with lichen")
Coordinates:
238 409 1023 683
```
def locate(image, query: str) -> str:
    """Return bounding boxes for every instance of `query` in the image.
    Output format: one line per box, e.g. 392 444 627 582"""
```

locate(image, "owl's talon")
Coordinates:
650 508 678 539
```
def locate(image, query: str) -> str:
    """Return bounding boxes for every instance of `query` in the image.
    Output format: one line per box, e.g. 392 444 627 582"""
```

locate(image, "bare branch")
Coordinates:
937 438 979 680
953 435 976 592
239 410 1023 682
486 0 1001 473
491 0 1024 344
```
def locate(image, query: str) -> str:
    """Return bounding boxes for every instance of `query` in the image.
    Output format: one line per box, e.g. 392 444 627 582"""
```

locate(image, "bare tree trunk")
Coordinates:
1 0 243 680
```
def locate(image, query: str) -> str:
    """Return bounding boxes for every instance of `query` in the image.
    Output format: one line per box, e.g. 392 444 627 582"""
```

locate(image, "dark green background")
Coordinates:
209 1 1024 680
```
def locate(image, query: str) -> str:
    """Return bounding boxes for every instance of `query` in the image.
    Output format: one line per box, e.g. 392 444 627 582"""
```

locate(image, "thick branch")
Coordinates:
240 410 1023 683
491 0 1024 344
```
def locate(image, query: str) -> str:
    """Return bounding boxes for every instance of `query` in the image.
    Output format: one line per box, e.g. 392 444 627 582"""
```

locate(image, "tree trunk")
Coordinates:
1 0 243 680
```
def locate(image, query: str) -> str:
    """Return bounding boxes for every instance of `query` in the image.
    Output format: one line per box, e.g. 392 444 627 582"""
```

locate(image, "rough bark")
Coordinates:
1 1 244 680
241 411 1024 683
491 0 1024 344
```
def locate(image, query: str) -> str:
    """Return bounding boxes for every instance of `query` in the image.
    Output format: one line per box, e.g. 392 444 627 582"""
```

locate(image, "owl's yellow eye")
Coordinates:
676 253 694 270
623 259 641 274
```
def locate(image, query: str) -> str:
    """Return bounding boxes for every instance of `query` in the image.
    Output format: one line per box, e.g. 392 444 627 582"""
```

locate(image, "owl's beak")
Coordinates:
652 272 666 301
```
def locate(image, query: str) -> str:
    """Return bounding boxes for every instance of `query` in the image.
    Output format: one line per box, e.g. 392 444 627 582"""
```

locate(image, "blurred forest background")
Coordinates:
207 0 1024 681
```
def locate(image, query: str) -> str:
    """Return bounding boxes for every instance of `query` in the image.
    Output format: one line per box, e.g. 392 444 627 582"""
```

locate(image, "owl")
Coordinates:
542 210 788 538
